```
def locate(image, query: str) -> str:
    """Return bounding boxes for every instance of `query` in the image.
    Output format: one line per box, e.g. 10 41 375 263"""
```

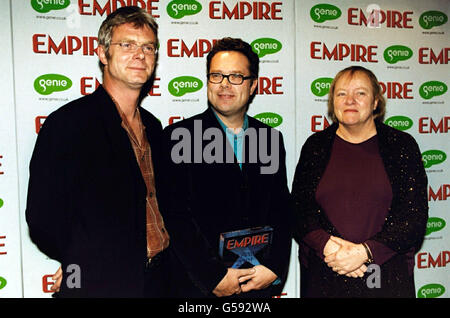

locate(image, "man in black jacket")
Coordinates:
162 38 292 298
26 6 172 297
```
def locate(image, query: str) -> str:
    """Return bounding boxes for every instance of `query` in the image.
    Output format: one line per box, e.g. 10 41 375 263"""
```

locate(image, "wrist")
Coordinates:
362 242 374 264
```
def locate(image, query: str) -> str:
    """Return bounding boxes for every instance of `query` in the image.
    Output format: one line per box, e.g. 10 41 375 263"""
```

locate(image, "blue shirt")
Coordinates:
213 110 248 170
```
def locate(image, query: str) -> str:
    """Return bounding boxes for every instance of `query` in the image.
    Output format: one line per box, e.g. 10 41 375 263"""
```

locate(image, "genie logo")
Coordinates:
254 112 283 128
251 38 282 58
0 198 3 208
34 74 72 95
426 217 446 236
311 77 333 96
384 116 413 131
167 0 202 19
419 81 447 100
310 4 341 23
0 277 6 290
419 11 448 29
418 284 445 298
383 45 413 64
168 76 203 97
422 150 447 168
31 0 70 13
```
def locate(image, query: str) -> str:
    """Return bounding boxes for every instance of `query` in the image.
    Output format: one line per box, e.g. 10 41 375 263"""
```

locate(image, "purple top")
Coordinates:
304 134 397 266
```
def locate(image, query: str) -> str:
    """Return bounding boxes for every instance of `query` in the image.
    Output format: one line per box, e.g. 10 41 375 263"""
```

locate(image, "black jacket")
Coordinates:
161 107 292 297
292 121 428 297
26 86 165 297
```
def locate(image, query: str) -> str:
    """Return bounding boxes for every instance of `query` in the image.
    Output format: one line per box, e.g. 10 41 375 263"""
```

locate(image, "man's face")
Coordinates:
207 51 257 122
99 23 157 90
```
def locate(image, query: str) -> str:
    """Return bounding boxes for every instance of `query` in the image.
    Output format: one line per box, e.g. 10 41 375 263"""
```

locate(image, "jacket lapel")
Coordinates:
93 86 147 197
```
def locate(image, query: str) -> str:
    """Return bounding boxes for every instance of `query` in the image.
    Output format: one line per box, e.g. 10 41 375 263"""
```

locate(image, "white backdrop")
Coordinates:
0 0 448 298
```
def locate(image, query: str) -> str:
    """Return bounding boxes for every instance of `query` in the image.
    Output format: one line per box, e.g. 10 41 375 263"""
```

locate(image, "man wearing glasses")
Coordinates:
26 7 172 297
161 38 292 298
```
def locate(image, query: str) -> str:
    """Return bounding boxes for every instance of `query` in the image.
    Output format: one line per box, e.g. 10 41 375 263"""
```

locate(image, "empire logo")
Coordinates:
167 39 218 58
417 251 450 269
418 117 450 134
33 34 98 56
0 155 4 175
255 77 283 95
418 47 450 64
379 81 413 99
428 184 450 201
0 235 6 255
35 116 47 134
78 0 160 17
310 42 378 62
348 7 413 28
80 77 161 96
226 233 270 250
311 115 331 132
209 1 282 20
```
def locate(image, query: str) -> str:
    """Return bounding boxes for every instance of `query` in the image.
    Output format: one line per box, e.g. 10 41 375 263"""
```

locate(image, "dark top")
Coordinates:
304 135 399 269
160 107 292 297
292 122 428 298
26 86 166 297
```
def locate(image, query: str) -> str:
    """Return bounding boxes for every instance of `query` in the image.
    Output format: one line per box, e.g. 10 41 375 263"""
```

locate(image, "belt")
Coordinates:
145 249 167 270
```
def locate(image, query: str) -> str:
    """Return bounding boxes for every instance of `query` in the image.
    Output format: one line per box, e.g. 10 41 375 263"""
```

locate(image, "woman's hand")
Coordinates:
324 236 369 276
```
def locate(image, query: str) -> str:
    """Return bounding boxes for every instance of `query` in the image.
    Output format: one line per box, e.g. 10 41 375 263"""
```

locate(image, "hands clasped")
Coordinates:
212 265 277 297
323 236 369 278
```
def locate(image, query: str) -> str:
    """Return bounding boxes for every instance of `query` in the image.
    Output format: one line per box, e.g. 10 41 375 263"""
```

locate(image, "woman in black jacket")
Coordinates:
292 66 428 298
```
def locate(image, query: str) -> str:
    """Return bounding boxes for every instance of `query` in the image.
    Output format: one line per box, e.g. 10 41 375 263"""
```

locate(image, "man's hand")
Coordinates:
238 265 277 293
213 268 255 297
50 266 62 293
324 236 368 275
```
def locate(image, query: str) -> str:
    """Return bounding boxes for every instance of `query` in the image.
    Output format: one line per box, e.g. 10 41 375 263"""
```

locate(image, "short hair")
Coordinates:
206 37 259 79
327 66 386 123
98 6 158 72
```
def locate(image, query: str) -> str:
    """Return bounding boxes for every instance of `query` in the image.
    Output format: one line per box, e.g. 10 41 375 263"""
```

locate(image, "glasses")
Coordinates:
207 73 254 85
110 42 158 55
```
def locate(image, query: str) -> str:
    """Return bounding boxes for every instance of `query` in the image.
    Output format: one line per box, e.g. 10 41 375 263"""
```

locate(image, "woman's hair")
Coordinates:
327 65 386 123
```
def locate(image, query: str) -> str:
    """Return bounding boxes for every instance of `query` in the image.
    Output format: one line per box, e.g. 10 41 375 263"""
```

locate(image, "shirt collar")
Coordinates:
212 110 248 135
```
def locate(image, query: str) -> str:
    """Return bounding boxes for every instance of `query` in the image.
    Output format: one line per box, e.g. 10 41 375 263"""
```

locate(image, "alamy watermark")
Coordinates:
169 120 280 174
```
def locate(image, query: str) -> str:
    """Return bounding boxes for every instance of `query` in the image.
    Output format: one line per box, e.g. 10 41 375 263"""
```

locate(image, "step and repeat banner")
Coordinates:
0 0 448 298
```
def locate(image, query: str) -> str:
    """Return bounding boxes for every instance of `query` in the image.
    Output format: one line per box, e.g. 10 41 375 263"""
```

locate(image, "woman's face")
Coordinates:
333 71 378 129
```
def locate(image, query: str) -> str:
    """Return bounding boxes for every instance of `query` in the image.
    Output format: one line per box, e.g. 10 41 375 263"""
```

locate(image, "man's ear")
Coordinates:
98 45 108 67
250 78 258 95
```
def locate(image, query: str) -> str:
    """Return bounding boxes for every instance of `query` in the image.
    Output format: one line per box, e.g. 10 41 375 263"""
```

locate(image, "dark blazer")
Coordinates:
26 85 164 297
161 107 292 297
291 121 428 297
